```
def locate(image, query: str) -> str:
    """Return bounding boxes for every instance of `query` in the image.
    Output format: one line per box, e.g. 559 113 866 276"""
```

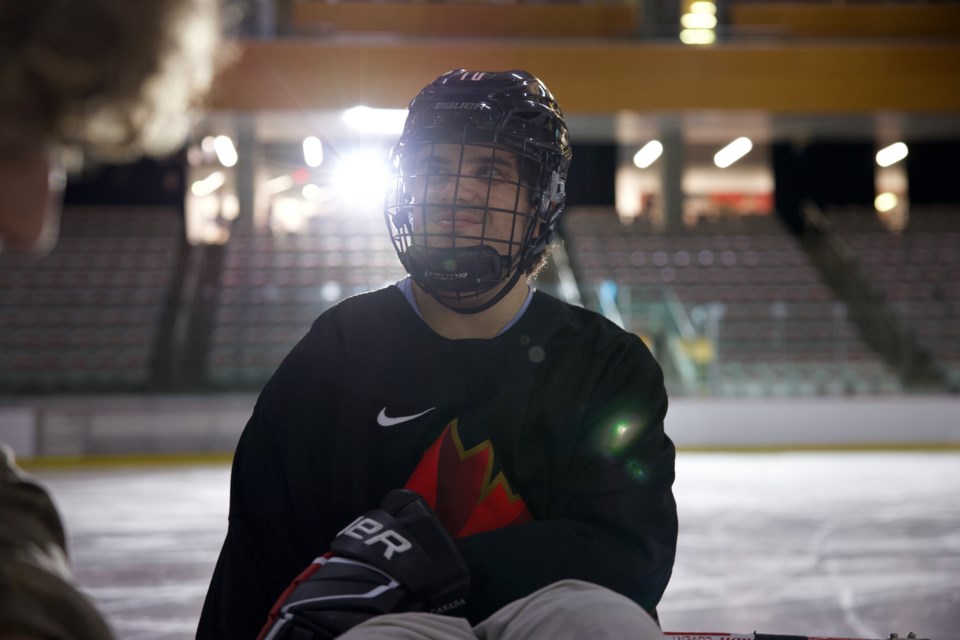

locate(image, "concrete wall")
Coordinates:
1 394 957 460
667 396 960 449
0 395 256 460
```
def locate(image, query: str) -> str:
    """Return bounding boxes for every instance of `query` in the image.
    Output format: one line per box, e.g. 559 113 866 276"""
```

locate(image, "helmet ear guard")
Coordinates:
524 169 565 263
537 169 565 223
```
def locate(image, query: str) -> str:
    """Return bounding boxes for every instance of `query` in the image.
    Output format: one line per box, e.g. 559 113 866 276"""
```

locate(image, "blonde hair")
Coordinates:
0 0 228 160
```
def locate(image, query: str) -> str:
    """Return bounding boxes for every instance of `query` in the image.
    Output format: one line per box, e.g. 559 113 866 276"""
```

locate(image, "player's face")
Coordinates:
405 143 533 257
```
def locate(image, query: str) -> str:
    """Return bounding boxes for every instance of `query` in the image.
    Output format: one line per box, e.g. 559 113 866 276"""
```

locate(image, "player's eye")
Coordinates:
474 163 511 181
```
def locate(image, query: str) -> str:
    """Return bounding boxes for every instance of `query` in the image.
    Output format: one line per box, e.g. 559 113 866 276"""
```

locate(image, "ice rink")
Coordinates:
33 451 960 640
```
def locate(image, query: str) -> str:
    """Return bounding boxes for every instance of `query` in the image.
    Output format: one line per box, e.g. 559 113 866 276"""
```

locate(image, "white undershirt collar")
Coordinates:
394 277 533 337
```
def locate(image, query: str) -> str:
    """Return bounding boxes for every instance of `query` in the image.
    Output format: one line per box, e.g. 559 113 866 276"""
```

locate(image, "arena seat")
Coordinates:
825 206 960 389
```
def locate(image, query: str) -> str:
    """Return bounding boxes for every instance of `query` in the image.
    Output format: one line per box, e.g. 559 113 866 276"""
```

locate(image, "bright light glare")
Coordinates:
213 135 238 167
320 281 342 302
679 29 716 45
343 107 408 135
690 1 716 15
303 136 324 167
875 192 899 212
876 142 908 167
633 141 664 169
191 171 225 196
273 197 305 233
221 193 240 220
302 183 323 200
333 148 391 208
714 137 754 168
681 13 717 29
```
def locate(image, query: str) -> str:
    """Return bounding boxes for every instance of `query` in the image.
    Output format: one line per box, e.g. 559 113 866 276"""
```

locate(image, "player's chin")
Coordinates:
446 275 520 304
433 289 496 310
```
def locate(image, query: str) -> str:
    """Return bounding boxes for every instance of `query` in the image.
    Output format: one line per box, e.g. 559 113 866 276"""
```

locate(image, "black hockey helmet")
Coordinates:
385 69 572 314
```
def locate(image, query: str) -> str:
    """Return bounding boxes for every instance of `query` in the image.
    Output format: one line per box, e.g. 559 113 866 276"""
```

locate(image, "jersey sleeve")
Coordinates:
197 314 346 640
455 334 677 624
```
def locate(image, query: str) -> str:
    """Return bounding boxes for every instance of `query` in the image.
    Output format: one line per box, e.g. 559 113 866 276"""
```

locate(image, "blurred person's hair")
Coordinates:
0 0 228 160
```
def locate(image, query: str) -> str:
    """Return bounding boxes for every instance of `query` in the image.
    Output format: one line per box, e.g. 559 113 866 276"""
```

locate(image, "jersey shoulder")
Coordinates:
529 290 651 353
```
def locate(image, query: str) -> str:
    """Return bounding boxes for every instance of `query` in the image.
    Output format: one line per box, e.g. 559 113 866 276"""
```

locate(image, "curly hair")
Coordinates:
0 0 227 160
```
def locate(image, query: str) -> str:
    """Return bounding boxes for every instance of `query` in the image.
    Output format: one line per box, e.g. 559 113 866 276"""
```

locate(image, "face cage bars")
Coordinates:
385 134 550 309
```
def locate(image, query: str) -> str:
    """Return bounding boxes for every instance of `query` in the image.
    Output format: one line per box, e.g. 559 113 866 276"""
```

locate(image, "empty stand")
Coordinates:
206 214 406 387
827 207 960 389
0 207 183 392
6 205 940 396
563 209 901 396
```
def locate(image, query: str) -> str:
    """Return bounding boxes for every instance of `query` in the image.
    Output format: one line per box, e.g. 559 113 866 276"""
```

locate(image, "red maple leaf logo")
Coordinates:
405 419 532 538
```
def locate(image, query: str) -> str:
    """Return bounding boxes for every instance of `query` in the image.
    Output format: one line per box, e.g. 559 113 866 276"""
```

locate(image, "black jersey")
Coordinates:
198 286 677 639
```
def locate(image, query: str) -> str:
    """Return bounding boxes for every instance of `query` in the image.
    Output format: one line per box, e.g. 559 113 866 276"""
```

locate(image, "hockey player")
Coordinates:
197 69 678 639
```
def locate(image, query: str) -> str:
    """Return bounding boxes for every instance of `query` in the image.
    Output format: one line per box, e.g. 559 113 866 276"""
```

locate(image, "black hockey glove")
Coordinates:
258 489 469 640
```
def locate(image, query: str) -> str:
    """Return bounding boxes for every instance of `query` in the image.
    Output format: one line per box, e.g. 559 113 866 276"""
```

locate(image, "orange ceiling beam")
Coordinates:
209 39 960 114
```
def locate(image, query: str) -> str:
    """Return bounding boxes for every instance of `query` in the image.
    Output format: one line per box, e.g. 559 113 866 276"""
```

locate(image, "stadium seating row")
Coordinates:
825 207 960 384
2 205 956 395
0 207 179 392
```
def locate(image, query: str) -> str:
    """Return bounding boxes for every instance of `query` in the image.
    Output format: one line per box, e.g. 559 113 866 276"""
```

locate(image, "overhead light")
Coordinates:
303 136 324 168
714 137 753 168
681 13 717 29
213 135 238 167
343 106 408 135
680 1 716 45
690 1 716 15
679 28 716 45
875 192 898 213
191 171 225 196
876 142 908 167
633 141 664 169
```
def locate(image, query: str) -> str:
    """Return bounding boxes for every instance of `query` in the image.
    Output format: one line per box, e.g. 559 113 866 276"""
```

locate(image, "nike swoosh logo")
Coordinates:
377 406 436 427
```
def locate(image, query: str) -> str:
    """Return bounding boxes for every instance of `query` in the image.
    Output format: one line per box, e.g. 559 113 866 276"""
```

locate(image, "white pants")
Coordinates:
338 579 665 640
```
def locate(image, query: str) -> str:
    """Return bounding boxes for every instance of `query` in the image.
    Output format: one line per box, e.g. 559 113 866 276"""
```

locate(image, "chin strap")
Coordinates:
404 244 506 294
402 243 529 315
